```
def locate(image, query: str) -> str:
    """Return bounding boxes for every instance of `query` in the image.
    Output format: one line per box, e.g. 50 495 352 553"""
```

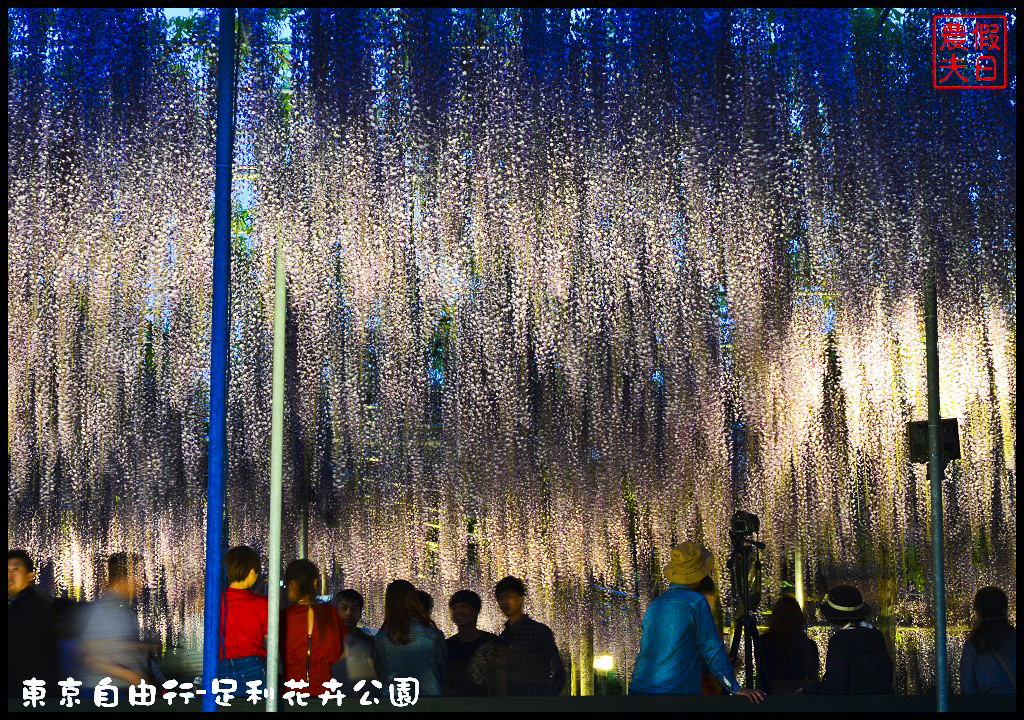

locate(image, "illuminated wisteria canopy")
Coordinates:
7 8 1016 689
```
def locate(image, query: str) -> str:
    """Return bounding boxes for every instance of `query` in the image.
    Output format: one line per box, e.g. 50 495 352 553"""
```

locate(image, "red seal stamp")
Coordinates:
932 15 1008 89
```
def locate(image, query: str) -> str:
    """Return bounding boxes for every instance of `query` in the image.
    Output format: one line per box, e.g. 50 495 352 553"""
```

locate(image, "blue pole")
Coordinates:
202 7 235 713
924 268 949 712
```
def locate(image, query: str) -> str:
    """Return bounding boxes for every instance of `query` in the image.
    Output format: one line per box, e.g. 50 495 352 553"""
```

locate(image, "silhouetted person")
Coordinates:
960 586 1016 694
78 553 148 690
445 590 504 696
373 579 447 696
331 589 376 684
8 550 58 699
417 590 434 618
760 595 819 694
281 559 343 696
220 546 268 689
803 584 893 694
53 596 85 681
631 543 763 702
494 576 565 696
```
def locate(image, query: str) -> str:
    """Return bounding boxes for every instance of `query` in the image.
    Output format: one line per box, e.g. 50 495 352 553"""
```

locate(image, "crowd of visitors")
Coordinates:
7 545 1017 703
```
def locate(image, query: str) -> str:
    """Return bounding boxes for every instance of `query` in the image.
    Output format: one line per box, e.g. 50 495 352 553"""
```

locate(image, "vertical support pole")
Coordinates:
794 545 804 609
201 7 234 713
298 450 309 559
580 623 595 696
877 539 897 668
266 233 287 709
924 268 948 712
570 651 579 696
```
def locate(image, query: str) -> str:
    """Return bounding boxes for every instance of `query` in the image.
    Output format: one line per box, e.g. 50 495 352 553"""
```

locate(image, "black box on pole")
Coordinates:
906 418 961 464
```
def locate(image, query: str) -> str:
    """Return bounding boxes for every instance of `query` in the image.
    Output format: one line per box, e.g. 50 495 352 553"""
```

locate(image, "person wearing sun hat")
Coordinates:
802 584 894 695
631 542 765 703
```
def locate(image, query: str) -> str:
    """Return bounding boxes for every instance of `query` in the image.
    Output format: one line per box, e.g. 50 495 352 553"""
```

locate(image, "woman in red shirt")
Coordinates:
220 546 269 689
281 559 344 698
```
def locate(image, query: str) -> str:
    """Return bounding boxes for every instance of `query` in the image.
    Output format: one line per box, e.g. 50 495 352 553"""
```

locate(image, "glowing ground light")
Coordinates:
7 9 1016 690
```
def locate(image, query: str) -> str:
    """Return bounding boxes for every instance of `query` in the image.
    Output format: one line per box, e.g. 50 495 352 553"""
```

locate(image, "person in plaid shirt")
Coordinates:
494 576 565 696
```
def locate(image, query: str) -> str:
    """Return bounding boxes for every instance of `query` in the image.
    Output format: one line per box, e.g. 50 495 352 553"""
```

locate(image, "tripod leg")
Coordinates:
728 619 742 664
749 619 770 693
744 618 753 689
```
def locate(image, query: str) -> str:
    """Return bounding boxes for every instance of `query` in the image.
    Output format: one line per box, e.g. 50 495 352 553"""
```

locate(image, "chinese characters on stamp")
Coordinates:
933 14 1008 89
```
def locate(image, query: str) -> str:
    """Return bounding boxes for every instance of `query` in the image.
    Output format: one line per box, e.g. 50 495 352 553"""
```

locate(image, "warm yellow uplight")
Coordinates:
594 655 615 671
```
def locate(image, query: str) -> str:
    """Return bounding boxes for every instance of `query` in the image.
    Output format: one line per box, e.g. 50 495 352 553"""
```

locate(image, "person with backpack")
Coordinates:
803 584 893 694
960 586 1016 694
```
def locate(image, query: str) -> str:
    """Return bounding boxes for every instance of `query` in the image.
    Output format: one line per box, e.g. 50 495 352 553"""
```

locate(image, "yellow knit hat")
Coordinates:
663 542 714 585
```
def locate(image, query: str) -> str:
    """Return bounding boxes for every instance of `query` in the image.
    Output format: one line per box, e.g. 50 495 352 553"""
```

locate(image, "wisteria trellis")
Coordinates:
7 8 1016 685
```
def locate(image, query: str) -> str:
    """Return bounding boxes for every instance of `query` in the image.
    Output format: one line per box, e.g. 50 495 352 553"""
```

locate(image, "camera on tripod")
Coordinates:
727 511 764 611
730 510 760 537
726 510 767 691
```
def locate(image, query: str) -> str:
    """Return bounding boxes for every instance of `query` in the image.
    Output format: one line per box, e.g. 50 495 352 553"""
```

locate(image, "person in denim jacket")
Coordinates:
372 580 447 697
631 542 764 703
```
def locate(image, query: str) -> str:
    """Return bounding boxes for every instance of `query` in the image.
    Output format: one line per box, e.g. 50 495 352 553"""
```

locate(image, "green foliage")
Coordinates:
467 247 481 281
428 306 454 374
854 525 871 567
231 203 253 242
206 201 253 258
902 543 926 593
970 526 992 568
276 86 292 122
265 8 300 26
164 14 198 45
76 287 88 321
